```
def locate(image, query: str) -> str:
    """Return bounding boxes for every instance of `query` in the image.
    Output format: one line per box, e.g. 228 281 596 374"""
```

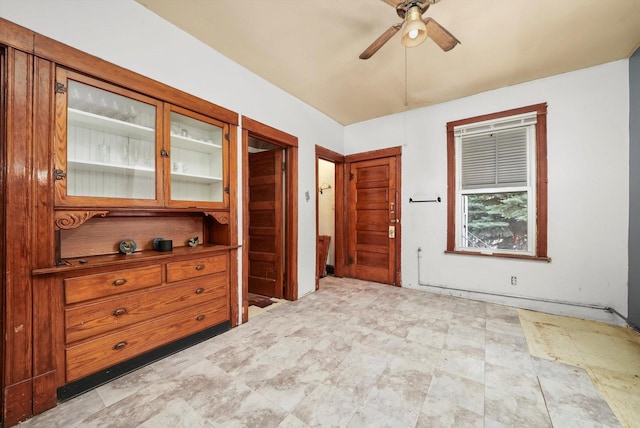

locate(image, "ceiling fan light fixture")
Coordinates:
401 5 427 47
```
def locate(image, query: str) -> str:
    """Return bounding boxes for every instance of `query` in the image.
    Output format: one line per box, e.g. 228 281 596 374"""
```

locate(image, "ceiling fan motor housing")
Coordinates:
395 0 431 19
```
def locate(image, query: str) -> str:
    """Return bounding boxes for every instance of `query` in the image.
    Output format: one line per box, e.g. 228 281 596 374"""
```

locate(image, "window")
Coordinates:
446 104 549 260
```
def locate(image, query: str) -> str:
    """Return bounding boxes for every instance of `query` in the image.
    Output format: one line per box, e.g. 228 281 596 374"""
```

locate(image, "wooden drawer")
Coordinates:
66 300 229 382
64 265 162 304
166 254 227 283
65 273 228 343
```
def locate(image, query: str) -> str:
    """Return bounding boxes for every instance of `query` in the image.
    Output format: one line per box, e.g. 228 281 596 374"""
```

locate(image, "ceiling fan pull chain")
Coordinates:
404 47 409 107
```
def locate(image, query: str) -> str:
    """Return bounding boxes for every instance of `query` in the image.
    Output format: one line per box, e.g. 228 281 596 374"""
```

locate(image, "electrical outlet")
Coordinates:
510 276 517 286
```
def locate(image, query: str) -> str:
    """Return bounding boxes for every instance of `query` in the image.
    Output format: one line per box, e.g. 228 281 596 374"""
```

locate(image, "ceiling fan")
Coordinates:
359 0 460 60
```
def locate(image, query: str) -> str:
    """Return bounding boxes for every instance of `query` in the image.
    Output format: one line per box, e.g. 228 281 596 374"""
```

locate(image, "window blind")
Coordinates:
461 128 527 189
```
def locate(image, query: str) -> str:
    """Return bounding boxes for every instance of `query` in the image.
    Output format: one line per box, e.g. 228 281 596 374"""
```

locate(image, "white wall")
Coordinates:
0 0 344 313
345 60 630 323
1 1 631 324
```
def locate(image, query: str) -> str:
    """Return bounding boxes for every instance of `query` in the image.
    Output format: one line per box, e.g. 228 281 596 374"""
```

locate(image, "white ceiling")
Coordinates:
135 0 640 126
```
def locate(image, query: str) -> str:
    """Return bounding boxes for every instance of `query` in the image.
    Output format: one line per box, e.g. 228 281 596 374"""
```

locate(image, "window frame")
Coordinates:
446 103 550 261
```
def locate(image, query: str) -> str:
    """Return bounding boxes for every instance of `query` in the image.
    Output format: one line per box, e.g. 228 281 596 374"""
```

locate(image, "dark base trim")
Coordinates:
326 265 334 275
57 322 230 402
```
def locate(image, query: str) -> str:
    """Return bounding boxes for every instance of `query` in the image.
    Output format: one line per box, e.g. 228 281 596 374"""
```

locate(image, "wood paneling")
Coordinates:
357 230 389 247
249 235 276 253
32 57 56 268
0 19 33 53
0 45 6 423
3 381 31 425
32 372 57 415
357 250 388 267
241 129 250 323
4 47 34 425
226 123 239 327
60 216 205 258
31 276 61 402
284 146 298 301
31 57 62 410
1 18 240 425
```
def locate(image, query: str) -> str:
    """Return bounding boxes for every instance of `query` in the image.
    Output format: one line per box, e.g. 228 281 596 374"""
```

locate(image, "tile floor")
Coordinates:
18 276 622 427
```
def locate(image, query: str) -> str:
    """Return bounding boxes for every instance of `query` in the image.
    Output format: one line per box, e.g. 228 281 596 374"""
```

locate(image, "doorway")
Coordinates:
315 145 345 289
242 117 298 323
317 159 334 281
345 147 402 286
247 143 284 298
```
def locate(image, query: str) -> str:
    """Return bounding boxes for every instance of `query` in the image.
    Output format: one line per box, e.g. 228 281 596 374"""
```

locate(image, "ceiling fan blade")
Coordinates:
359 23 402 60
424 17 460 51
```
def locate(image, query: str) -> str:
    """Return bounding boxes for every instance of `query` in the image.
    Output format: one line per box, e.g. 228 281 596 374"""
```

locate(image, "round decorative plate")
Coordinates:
119 239 137 255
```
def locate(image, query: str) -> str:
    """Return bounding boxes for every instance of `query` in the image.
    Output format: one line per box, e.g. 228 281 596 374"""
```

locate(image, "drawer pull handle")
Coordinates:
113 341 128 350
195 288 205 294
195 264 205 271
112 307 128 317
112 278 127 286
196 314 206 321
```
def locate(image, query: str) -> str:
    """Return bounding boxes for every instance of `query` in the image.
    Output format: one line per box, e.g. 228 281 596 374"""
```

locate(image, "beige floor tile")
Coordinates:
16 277 635 427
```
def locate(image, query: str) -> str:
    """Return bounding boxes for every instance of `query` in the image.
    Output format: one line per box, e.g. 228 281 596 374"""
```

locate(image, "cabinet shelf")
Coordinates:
171 171 222 184
68 108 154 140
68 159 155 177
59 75 228 208
170 133 222 153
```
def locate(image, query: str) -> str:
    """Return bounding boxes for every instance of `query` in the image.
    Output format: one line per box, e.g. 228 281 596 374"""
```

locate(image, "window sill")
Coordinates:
445 250 551 263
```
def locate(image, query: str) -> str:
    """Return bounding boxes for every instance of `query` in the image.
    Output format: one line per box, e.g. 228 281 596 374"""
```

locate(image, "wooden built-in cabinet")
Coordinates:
1 18 239 427
62 252 229 382
55 68 230 208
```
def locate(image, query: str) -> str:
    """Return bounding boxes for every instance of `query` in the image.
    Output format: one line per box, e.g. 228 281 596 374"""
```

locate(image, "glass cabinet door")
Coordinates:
56 69 162 206
167 108 227 206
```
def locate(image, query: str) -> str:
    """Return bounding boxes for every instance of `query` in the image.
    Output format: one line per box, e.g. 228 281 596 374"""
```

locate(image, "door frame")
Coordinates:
345 146 402 286
0 45 6 423
315 145 346 289
241 116 298 323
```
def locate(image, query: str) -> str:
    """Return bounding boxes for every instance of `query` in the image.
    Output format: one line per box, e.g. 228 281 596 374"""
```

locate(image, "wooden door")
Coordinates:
248 150 284 298
348 157 397 284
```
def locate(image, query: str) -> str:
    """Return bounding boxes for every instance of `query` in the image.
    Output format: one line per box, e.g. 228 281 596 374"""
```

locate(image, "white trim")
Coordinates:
453 111 537 137
454 113 537 256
